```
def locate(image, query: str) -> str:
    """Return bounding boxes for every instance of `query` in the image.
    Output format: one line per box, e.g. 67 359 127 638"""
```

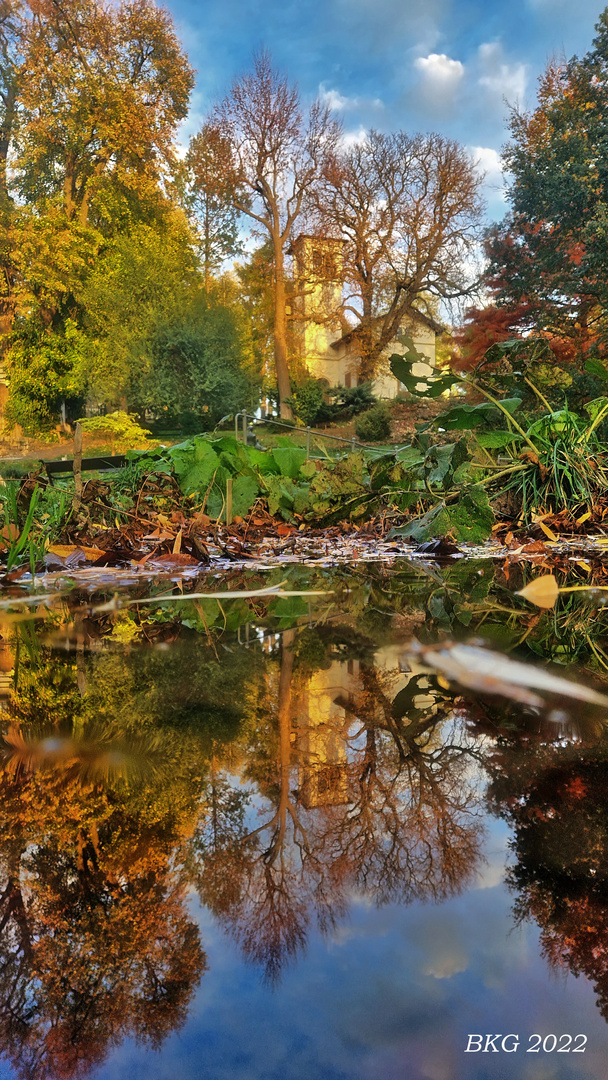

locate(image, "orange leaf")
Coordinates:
517 574 559 609
47 543 106 562
539 521 559 542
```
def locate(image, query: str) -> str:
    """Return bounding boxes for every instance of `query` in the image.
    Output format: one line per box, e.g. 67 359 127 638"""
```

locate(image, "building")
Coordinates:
290 234 439 396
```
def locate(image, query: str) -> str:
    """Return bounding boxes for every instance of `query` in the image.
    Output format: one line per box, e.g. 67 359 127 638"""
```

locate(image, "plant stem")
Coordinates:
524 376 552 412
461 374 541 455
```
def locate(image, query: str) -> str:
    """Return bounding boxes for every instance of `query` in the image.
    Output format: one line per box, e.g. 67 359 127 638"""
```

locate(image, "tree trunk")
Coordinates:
273 238 293 419
0 81 16 200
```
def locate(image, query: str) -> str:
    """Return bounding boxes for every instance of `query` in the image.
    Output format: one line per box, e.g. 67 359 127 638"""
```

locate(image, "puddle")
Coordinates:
0 559 608 1078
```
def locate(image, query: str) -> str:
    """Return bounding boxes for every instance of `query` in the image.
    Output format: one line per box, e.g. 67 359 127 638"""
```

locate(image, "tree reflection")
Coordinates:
193 628 486 983
488 734 608 1020
0 741 207 1080
0 629 246 1079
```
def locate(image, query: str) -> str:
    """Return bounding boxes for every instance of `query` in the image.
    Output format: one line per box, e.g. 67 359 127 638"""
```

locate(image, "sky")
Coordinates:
165 0 608 225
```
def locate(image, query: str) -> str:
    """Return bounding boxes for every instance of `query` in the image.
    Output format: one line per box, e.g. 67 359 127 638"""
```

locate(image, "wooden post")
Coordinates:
72 422 83 513
242 410 248 445
235 412 240 442
351 436 357 453
225 476 233 525
306 426 311 460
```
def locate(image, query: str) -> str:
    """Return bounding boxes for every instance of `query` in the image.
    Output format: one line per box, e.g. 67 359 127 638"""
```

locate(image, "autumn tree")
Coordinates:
485 9 608 360
316 129 483 380
185 123 242 288
201 50 341 418
13 0 193 226
234 240 276 391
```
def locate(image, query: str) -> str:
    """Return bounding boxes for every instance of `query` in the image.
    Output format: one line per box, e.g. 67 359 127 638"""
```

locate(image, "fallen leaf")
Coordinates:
517 574 559 609
145 552 201 568
172 529 182 554
1 524 19 542
47 543 106 563
539 521 559 542
410 640 608 709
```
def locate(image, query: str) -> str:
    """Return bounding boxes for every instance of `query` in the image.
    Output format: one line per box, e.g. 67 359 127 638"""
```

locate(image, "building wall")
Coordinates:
304 319 436 396
292 234 437 395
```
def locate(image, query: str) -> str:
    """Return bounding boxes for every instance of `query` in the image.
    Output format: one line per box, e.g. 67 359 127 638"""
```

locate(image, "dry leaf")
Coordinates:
172 529 182 555
47 543 106 563
410 641 608 709
517 574 559 609
539 521 559 542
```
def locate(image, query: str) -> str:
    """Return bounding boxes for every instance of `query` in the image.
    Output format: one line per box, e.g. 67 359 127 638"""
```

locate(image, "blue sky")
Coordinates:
166 0 608 224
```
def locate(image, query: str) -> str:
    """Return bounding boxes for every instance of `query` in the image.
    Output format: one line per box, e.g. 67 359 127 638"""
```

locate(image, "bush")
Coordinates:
355 402 392 442
287 378 332 426
288 378 378 427
331 382 376 419
78 412 155 452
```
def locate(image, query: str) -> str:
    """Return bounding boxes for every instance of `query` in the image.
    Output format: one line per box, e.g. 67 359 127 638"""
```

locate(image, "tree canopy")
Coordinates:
483 9 608 364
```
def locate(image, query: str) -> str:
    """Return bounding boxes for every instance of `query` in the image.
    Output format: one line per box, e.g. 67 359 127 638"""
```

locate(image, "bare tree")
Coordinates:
209 50 341 418
317 130 484 379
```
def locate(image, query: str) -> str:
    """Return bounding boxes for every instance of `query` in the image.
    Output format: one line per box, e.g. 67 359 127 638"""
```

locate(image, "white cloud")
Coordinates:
414 52 464 88
319 83 383 112
470 146 506 189
478 42 526 104
340 127 368 149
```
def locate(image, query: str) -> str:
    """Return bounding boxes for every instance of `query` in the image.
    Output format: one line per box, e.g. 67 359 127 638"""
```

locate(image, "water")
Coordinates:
1 557 608 1079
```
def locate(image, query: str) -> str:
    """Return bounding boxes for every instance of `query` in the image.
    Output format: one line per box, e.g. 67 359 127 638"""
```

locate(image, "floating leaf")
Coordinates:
410 640 608 708
517 574 559 609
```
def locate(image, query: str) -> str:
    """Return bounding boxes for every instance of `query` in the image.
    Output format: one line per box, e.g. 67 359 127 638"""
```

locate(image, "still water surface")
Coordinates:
0 557 607 1079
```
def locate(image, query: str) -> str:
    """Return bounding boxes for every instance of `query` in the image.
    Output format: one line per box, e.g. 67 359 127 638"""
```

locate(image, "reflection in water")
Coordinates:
488 735 608 1020
191 631 487 984
0 557 608 1074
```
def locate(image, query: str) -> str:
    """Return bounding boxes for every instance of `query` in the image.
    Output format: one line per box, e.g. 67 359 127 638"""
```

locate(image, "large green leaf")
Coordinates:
389 354 459 397
231 475 260 517
476 431 523 448
424 438 470 488
169 438 222 496
584 396 608 423
585 358 608 381
431 402 499 429
271 445 308 478
388 484 494 543
430 398 523 432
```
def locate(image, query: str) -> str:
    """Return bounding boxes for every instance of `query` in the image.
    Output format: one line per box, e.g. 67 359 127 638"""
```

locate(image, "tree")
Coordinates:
0 0 21 202
486 9 608 358
186 123 242 288
0 0 196 433
13 0 194 228
206 50 341 418
234 241 276 392
316 129 483 379
81 224 254 421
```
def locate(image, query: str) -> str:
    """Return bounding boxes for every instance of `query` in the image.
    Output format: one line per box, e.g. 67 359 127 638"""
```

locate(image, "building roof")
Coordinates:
329 310 444 350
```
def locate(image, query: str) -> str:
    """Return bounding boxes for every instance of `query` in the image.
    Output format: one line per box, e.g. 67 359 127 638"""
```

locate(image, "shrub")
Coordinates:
288 379 378 427
331 382 376 419
355 402 392 442
78 412 155 452
287 377 332 426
